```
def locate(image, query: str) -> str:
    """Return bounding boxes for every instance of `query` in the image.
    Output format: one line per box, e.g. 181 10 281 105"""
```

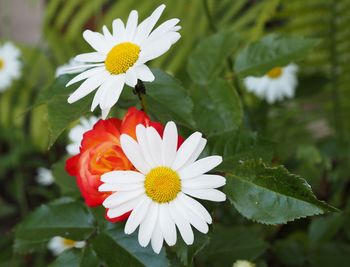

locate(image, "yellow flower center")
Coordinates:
0 58 4 70
144 166 181 203
266 67 283 79
105 42 140 74
62 238 76 246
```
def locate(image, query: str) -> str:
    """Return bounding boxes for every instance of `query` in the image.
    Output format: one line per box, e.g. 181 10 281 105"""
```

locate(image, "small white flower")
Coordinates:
48 236 86 256
64 4 181 119
36 167 54 186
55 58 87 78
233 260 256 267
244 64 298 103
0 42 21 92
66 116 99 155
99 121 226 253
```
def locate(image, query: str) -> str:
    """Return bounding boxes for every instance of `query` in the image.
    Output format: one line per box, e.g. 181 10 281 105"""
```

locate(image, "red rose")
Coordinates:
65 107 165 221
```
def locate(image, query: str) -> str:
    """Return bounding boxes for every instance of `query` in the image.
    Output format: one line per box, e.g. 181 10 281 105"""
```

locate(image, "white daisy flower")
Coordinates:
66 116 99 155
99 121 226 253
36 167 54 186
0 42 21 92
55 58 87 78
48 236 86 256
233 260 256 267
65 4 181 119
244 64 298 104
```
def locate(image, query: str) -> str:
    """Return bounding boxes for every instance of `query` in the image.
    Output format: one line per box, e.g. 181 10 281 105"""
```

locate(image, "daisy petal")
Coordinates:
159 203 177 246
66 67 105 87
136 125 156 167
75 52 105 63
102 25 113 42
102 189 144 208
67 71 109 104
178 192 212 224
138 40 171 64
125 196 151 234
178 156 222 179
174 200 208 234
182 138 207 167
169 201 194 245
172 132 202 170
182 174 226 189
125 68 138 87
182 188 226 202
138 203 158 247
101 108 111 119
161 121 178 167
101 171 145 184
83 30 110 53
125 10 138 40
120 134 151 174
146 126 162 166
134 65 155 82
151 220 164 254
112 18 125 40
100 74 125 110
145 18 180 45
99 182 143 192
107 195 142 218
91 75 113 111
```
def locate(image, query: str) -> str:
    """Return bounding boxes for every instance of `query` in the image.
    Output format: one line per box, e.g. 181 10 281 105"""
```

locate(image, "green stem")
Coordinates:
134 80 147 113
202 0 217 32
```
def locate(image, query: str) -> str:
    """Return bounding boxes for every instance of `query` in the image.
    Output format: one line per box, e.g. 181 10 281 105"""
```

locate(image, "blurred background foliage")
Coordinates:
1 0 350 266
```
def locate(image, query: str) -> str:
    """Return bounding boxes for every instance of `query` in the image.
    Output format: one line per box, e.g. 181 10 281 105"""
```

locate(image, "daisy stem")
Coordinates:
134 80 147 112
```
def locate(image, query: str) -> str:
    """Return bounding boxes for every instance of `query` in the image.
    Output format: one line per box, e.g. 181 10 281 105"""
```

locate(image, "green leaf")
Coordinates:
225 160 337 224
187 30 241 85
309 243 350 267
14 198 95 253
145 69 194 128
92 224 169 267
49 249 81 267
207 130 274 172
52 159 80 197
198 225 267 267
234 34 319 76
191 78 243 136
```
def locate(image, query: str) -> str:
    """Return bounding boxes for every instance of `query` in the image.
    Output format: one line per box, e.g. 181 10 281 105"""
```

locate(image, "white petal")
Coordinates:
83 30 110 53
66 67 105 87
178 156 222 179
75 52 105 63
182 188 226 202
182 174 226 189
144 18 180 44
161 121 178 167
172 132 202 170
99 74 125 109
182 138 207 168
169 201 194 245
136 125 156 167
138 203 158 247
145 126 163 166
178 192 212 224
107 195 143 218
101 171 145 184
125 68 138 87
101 108 111 119
138 40 171 63
112 19 125 40
125 10 138 40
159 204 177 246
102 25 113 42
91 75 114 111
134 4 165 45
174 200 208 234
121 134 151 174
102 189 144 208
125 196 151 234
99 182 143 192
151 220 164 254
134 65 155 82
67 71 109 104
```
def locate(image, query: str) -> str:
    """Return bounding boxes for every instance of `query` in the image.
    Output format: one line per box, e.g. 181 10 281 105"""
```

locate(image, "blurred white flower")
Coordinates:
0 42 21 92
55 58 89 78
36 167 54 186
233 260 256 267
66 116 99 155
48 236 86 256
64 4 181 119
244 64 298 104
